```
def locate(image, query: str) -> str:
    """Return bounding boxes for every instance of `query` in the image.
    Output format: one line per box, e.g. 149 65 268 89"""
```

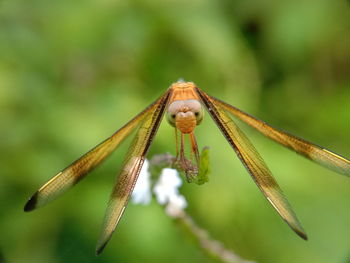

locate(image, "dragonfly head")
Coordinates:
166 99 204 134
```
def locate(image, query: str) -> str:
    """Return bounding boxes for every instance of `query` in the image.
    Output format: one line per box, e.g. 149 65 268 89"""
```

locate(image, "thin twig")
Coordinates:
150 153 257 263
167 207 256 263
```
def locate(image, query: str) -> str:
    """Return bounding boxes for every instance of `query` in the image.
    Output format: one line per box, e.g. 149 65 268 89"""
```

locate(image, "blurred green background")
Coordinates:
1 0 350 262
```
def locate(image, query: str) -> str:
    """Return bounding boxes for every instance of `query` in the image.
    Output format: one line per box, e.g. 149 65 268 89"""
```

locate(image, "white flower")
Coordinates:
154 168 187 215
131 159 151 205
131 160 188 217
165 194 187 218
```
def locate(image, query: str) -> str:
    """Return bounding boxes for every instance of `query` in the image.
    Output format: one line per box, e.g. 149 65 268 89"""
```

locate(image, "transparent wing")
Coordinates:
196 88 307 240
214 97 350 177
95 90 171 255
24 95 166 212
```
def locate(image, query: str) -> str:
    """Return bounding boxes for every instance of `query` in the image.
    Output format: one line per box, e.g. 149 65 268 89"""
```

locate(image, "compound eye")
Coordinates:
194 109 204 124
166 112 176 127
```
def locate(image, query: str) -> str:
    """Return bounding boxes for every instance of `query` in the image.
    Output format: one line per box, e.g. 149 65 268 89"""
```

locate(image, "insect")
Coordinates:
24 80 350 254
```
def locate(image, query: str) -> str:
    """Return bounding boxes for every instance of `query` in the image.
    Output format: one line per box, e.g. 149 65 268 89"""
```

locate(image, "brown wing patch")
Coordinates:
195 87 307 240
215 97 350 177
24 91 169 212
95 89 171 254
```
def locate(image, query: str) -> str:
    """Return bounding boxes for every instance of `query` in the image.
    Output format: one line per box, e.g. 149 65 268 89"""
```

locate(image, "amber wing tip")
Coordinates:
95 242 107 256
296 229 308 241
24 192 39 212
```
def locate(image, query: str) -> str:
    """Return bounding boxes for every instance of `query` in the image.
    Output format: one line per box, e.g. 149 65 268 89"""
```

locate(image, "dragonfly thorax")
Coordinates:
166 99 204 134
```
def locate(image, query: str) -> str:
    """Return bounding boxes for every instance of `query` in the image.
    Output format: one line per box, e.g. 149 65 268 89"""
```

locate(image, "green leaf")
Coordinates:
187 147 210 185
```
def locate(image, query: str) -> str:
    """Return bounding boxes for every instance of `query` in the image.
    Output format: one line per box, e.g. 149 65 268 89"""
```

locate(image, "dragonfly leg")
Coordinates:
175 128 179 160
180 132 186 165
189 132 200 165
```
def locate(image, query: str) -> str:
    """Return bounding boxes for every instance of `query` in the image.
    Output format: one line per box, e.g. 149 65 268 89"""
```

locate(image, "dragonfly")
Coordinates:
24 80 350 254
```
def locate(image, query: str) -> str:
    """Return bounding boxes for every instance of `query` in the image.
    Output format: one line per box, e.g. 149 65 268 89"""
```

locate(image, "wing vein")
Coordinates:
195 87 307 240
95 89 171 254
213 97 350 177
